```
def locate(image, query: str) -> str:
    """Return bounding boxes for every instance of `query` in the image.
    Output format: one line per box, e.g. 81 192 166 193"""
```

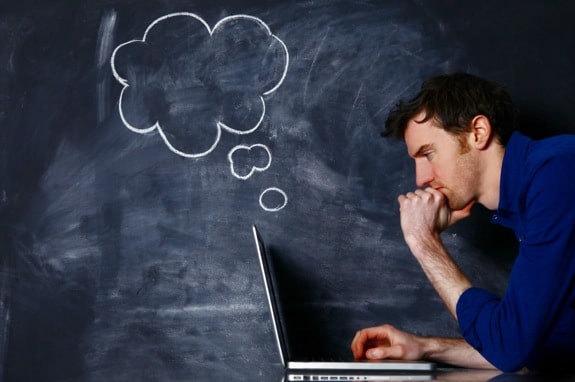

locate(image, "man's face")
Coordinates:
403 113 479 211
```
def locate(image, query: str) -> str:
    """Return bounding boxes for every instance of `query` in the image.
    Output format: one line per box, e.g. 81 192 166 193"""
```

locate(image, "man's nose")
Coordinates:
415 161 433 188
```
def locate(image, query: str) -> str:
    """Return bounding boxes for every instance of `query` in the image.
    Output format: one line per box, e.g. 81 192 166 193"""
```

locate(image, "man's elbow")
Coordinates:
494 360 527 373
486 349 531 373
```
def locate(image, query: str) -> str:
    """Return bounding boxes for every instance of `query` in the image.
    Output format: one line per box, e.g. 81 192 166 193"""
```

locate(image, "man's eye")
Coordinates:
424 152 433 160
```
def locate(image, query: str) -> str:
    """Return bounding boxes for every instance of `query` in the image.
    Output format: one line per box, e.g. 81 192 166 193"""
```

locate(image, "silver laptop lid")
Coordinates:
253 224 289 367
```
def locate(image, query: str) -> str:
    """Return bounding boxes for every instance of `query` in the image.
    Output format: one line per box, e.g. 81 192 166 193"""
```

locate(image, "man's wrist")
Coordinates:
404 233 444 261
418 336 463 362
416 335 437 361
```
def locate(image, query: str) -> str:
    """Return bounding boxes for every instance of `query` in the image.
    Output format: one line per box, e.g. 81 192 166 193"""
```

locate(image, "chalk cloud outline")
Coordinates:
110 12 289 158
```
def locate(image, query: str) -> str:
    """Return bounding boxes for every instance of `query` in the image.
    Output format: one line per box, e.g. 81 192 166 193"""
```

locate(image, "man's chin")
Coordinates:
450 199 476 213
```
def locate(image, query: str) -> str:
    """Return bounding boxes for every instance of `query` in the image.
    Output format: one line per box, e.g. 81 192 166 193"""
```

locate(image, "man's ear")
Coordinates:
469 115 493 150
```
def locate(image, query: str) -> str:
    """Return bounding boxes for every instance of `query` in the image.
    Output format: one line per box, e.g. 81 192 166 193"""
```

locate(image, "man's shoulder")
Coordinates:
499 132 575 214
526 132 575 156
509 131 575 172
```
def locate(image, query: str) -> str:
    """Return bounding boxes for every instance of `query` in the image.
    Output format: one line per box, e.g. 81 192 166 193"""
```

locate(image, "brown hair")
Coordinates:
384 72 518 146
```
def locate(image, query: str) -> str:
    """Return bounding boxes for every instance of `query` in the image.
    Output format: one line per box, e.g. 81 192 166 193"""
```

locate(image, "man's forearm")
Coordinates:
406 235 472 319
418 336 495 369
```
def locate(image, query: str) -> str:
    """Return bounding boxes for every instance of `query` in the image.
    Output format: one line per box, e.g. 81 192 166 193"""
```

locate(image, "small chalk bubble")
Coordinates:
259 187 287 212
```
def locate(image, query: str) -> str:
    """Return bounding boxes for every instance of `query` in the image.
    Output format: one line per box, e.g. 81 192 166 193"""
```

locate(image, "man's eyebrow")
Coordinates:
411 143 434 158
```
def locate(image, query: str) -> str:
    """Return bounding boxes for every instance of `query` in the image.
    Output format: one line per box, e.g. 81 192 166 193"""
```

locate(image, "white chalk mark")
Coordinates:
375 80 419 121
228 144 272 180
111 13 210 87
96 10 118 68
263 38 289 96
180 303 259 313
346 82 364 131
259 187 288 212
218 96 266 136
158 117 222 159
135 303 260 317
115 85 157 134
211 14 289 96
110 12 289 158
304 27 330 104
95 10 117 124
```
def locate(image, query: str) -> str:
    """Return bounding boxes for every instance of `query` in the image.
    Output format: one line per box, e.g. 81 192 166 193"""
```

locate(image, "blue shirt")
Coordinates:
456 132 575 372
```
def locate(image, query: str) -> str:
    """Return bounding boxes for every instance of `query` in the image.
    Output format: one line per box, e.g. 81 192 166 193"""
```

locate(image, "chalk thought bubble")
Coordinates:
259 187 288 212
228 144 271 180
110 13 289 158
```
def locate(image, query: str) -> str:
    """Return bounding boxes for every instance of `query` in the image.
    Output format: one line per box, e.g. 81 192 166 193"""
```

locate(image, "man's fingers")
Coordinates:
399 188 442 204
351 329 373 359
351 326 394 359
414 189 429 197
366 347 388 360
365 344 405 360
351 330 365 359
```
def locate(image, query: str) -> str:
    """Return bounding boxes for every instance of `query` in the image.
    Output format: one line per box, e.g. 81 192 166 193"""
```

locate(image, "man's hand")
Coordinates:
398 188 473 247
397 187 474 318
351 324 424 361
351 325 497 370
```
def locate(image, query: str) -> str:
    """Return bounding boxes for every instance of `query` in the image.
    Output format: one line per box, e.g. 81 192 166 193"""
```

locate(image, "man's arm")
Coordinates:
456 157 575 371
397 188 473 318
351 324 495 369
351 189 491 368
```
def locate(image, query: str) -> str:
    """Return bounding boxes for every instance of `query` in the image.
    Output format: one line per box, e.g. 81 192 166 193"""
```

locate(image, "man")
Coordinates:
351 72 575 372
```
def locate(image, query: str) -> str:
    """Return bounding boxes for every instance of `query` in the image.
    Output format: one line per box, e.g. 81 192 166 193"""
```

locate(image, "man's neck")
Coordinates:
476 143 505 211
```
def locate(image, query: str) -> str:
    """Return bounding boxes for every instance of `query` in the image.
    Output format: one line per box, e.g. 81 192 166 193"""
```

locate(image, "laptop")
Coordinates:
252 224 436 381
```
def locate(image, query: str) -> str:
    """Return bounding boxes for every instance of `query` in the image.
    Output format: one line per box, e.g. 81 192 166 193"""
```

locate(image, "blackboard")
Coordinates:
1 0 574 380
